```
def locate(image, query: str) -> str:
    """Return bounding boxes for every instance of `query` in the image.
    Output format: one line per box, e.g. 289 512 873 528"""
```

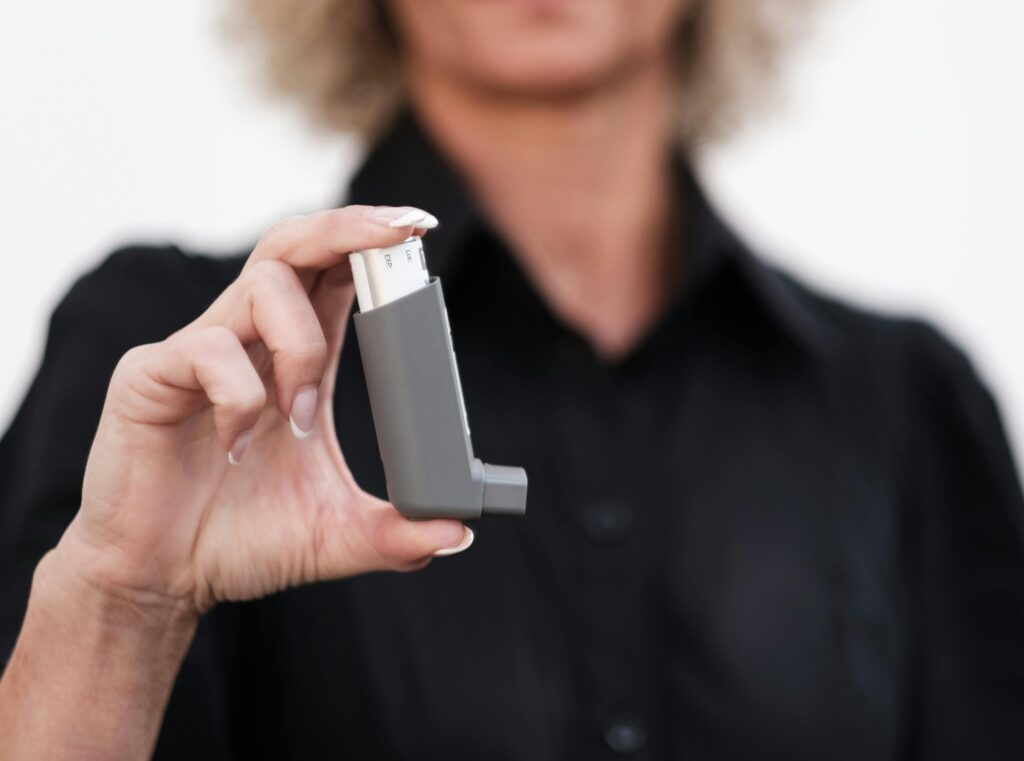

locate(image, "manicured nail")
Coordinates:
228 428 255 466
433 527 474 557
289 385 317 440
367 206 439 230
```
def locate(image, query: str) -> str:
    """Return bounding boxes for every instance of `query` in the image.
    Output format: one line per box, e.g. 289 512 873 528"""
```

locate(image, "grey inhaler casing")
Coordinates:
351 252 528 520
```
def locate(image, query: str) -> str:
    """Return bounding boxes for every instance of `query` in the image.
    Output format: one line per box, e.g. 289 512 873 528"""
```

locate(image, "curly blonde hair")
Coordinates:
226 0 808 147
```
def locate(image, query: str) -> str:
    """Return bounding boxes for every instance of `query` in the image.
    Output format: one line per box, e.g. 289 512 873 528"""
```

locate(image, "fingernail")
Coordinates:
433 527 474 557
228 428 255 465
289 385 317 440
367 206 439 230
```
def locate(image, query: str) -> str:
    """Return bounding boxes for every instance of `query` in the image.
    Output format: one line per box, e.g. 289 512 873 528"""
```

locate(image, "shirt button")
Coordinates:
603 712 648 754
581 501 634 545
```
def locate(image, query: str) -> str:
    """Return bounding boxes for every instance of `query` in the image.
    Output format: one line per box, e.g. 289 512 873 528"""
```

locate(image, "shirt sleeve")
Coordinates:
903 322 1024 759
0 246 242 760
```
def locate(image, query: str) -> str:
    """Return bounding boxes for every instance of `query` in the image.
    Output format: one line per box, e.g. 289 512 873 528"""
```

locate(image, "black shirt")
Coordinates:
3 113 1024 760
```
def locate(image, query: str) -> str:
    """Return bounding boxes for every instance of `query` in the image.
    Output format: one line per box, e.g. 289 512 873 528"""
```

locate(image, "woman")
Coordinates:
2 0 1022 758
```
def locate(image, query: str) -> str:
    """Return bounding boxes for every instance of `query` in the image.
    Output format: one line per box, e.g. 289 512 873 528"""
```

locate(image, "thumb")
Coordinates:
307 501 475 581
363 507 474 572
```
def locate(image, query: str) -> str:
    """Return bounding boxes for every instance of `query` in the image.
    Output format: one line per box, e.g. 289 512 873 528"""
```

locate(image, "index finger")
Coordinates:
246 205 438 274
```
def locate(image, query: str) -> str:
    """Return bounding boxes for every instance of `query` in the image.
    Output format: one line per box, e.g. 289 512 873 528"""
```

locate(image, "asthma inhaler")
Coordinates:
349 236 528 520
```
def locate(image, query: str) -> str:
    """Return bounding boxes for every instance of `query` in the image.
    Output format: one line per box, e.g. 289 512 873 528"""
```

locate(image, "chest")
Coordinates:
279 327 911 759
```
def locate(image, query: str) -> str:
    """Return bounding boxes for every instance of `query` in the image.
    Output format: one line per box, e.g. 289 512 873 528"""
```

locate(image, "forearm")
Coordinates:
0 542 196 760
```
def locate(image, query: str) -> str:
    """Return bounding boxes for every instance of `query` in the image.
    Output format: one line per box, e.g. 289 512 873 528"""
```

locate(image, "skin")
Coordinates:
392 0 694 357
0 0 695 757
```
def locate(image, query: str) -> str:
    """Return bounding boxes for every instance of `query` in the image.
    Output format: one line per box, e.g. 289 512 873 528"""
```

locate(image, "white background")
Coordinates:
2 1 1023 474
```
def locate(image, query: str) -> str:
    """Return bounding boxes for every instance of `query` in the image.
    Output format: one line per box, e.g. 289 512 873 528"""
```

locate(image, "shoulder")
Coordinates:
0 243 247 487
25 243 247 438
764 262 1009 451
765 263 980 389
764 264 1024 494
53 244 245 350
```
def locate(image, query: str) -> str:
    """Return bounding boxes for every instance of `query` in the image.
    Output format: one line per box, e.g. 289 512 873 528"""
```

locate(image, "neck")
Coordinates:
408 60 681 360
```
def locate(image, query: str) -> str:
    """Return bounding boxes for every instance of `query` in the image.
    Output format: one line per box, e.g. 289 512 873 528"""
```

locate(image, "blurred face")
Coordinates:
388 0 695 98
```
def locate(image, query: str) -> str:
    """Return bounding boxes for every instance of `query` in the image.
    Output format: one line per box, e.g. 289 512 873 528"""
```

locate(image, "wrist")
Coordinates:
35 534 199 643
0 541 198 758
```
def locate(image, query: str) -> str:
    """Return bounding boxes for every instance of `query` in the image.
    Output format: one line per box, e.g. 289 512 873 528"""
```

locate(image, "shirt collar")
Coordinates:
347 109 829 361
682 165 831 360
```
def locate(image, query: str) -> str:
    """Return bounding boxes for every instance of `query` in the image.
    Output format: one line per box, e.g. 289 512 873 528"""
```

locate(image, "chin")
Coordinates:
463 50 632 98
449 21 650 98
393 0 688 98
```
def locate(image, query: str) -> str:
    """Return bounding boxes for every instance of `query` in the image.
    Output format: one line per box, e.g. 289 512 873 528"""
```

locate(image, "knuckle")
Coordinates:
113 343 154 380
245 261 304 310
212 384 266 416
257 216 305 253
196 325 239 354
338 205 377 235
244 258 295 292
277 335 328 366
249 256 293 281
234 387 268 414
309 207 357 240
338 204 371 223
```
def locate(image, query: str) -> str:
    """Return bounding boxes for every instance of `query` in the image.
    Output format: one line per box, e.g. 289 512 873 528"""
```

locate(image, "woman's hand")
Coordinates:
58 204 469 618
0 205 470 760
